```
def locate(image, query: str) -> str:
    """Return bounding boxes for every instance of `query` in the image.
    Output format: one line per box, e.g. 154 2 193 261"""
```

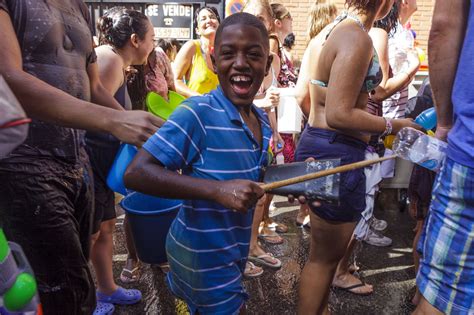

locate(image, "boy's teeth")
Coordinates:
233 75 250 82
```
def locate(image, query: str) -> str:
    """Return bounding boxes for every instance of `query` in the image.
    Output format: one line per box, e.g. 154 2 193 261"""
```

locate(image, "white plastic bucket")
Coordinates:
277 88 302 134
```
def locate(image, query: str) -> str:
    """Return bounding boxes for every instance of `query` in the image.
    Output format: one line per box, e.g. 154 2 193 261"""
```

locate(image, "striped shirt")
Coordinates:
143 86 272 314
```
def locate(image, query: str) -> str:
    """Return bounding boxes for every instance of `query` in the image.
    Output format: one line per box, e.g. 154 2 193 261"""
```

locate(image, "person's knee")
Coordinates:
90 231 100 245
100 219 116 236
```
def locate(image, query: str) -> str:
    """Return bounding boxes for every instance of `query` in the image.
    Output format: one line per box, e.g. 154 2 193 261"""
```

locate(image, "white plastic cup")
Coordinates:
277 88 302 134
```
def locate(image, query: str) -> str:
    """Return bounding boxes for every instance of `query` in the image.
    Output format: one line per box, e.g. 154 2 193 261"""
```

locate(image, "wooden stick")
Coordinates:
261 155 397 191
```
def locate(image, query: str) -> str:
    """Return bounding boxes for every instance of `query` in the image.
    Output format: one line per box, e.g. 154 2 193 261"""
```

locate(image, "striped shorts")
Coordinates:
417 157 474 314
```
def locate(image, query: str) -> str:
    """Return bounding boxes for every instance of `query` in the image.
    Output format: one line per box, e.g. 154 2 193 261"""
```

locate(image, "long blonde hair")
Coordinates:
242 0 275 32
307 0 337 42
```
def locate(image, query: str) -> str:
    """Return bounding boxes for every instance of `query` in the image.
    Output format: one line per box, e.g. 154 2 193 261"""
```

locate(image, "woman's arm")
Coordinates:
172 40 200 97
325 29 417 135
295 46 311 117
87 53 124 111
0 11 162 146
370 27 419 103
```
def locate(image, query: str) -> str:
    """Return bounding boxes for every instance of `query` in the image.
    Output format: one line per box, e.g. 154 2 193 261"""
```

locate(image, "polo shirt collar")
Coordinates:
212 86 268 126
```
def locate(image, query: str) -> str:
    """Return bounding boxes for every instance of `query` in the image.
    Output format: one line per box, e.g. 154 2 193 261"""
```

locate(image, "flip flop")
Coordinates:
97 286 142 305
258 233 284 245
265 221 289 233
120 259 140 283
243 261 264 278
248 253 282 269
332 281 373 296
93 301 114 315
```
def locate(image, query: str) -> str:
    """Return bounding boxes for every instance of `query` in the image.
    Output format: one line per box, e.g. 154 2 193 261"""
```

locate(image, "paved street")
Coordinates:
106 189 417 314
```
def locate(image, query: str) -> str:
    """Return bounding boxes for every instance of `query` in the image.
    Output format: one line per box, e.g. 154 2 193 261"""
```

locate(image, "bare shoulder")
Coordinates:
329 24 373 60
178 40 197 58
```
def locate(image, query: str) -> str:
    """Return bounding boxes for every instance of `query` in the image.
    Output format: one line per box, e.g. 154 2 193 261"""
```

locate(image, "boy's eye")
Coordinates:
248 51 263 58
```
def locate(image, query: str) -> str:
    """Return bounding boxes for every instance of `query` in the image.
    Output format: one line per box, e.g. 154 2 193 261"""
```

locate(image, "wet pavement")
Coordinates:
107 189 417 314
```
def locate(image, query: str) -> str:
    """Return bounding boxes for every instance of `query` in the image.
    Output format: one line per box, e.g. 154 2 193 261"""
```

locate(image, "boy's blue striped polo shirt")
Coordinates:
142 86 272 314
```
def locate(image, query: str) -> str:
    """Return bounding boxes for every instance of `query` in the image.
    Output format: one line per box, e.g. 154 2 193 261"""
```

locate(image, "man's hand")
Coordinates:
215 180 265 213
286 157 321 208
109 110 164 146
435 125 451 141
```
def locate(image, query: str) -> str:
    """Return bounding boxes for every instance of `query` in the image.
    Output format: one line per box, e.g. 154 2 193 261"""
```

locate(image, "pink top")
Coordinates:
145 47 175 100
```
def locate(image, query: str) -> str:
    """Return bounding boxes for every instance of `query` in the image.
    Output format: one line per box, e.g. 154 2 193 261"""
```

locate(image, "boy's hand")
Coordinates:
109 110 164 147
286 157 321 208
216 180 265 213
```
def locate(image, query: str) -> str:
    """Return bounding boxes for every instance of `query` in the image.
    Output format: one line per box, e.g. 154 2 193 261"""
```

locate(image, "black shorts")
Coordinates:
295 126 367 222
85 137 120 233
0 149 96 314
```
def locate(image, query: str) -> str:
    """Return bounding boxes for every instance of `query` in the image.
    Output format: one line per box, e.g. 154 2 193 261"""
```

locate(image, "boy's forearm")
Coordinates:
124 149 218 202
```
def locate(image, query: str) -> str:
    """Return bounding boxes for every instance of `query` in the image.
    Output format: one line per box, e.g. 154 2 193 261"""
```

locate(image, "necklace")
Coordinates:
341 11 368 33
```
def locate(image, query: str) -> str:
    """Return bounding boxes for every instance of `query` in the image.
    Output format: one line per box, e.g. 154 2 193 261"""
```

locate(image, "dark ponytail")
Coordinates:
97 7 150 49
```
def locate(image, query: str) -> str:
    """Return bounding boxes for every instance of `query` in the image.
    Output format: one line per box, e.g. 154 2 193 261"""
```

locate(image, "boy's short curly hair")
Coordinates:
214 12 269 50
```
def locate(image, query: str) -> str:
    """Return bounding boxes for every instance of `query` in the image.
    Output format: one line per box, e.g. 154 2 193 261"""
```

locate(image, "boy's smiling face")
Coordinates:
212 24 272 107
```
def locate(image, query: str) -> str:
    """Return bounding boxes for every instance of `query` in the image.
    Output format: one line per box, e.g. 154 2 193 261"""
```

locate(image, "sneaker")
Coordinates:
370 217 388 231
363 229 392 247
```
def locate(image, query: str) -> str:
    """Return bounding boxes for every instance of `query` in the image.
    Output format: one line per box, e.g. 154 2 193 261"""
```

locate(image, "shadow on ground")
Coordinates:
107 189 417 314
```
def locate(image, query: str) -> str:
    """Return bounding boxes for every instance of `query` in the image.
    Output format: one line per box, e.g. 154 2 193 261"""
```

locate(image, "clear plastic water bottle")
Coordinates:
393 127 447 172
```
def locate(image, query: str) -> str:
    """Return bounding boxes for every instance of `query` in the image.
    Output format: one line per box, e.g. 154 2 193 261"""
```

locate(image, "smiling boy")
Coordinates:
124 13 273 314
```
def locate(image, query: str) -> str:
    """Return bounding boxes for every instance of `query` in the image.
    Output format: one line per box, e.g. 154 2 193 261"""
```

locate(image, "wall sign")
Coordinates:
146 4 193 40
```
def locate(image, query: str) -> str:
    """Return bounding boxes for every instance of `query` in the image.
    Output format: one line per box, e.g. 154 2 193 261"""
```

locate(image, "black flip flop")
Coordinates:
333 282 373 296
296 221 311 229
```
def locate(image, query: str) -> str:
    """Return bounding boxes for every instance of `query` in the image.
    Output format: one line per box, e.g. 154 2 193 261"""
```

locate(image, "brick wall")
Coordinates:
283 0 435 63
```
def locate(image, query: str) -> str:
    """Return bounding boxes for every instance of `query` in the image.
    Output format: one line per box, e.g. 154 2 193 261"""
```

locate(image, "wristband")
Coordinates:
381 117 393 137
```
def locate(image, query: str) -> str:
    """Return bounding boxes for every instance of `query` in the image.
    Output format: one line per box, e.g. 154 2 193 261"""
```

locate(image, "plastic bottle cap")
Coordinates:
0 230 8 261
3 273 37 311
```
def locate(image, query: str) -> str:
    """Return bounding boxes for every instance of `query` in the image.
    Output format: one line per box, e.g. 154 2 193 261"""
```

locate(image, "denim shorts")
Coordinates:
295 127 367 222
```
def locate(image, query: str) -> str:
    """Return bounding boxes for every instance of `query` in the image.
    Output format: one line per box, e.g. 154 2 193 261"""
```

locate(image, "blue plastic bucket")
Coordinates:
121 192 181 264
106 144 137 195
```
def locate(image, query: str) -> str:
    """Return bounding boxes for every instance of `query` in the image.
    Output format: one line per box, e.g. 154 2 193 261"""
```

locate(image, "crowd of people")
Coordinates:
0 0 473 314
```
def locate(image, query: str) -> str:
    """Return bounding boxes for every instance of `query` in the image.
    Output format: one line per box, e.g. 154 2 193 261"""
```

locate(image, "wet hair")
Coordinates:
307 1 337 41
214 12 269 51
242 0 274 31
157 38 173 54
283 33 295 49
374 1 400 36
97 7 150 49
194 6 221 32
345 0 377 12
270 3 290 21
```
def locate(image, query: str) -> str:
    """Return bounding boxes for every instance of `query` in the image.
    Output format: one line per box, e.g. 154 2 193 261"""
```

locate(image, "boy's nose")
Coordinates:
233 53 249 69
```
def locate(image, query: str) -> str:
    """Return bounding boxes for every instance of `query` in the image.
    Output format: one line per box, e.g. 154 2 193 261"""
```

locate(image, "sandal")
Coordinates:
332 281 373 296
248 252 282 269
243 261 263 278
265 220 289 234
258 233 284 245
97 286 142 305
93 301 114 315
120 259 140 283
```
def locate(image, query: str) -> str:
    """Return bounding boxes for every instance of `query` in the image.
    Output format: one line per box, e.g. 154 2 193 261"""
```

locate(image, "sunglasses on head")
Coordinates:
280 11 292 20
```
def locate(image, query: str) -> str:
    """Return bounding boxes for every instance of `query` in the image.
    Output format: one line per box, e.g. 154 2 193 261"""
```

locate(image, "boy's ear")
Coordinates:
211 51 218 74
265 54 273 76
